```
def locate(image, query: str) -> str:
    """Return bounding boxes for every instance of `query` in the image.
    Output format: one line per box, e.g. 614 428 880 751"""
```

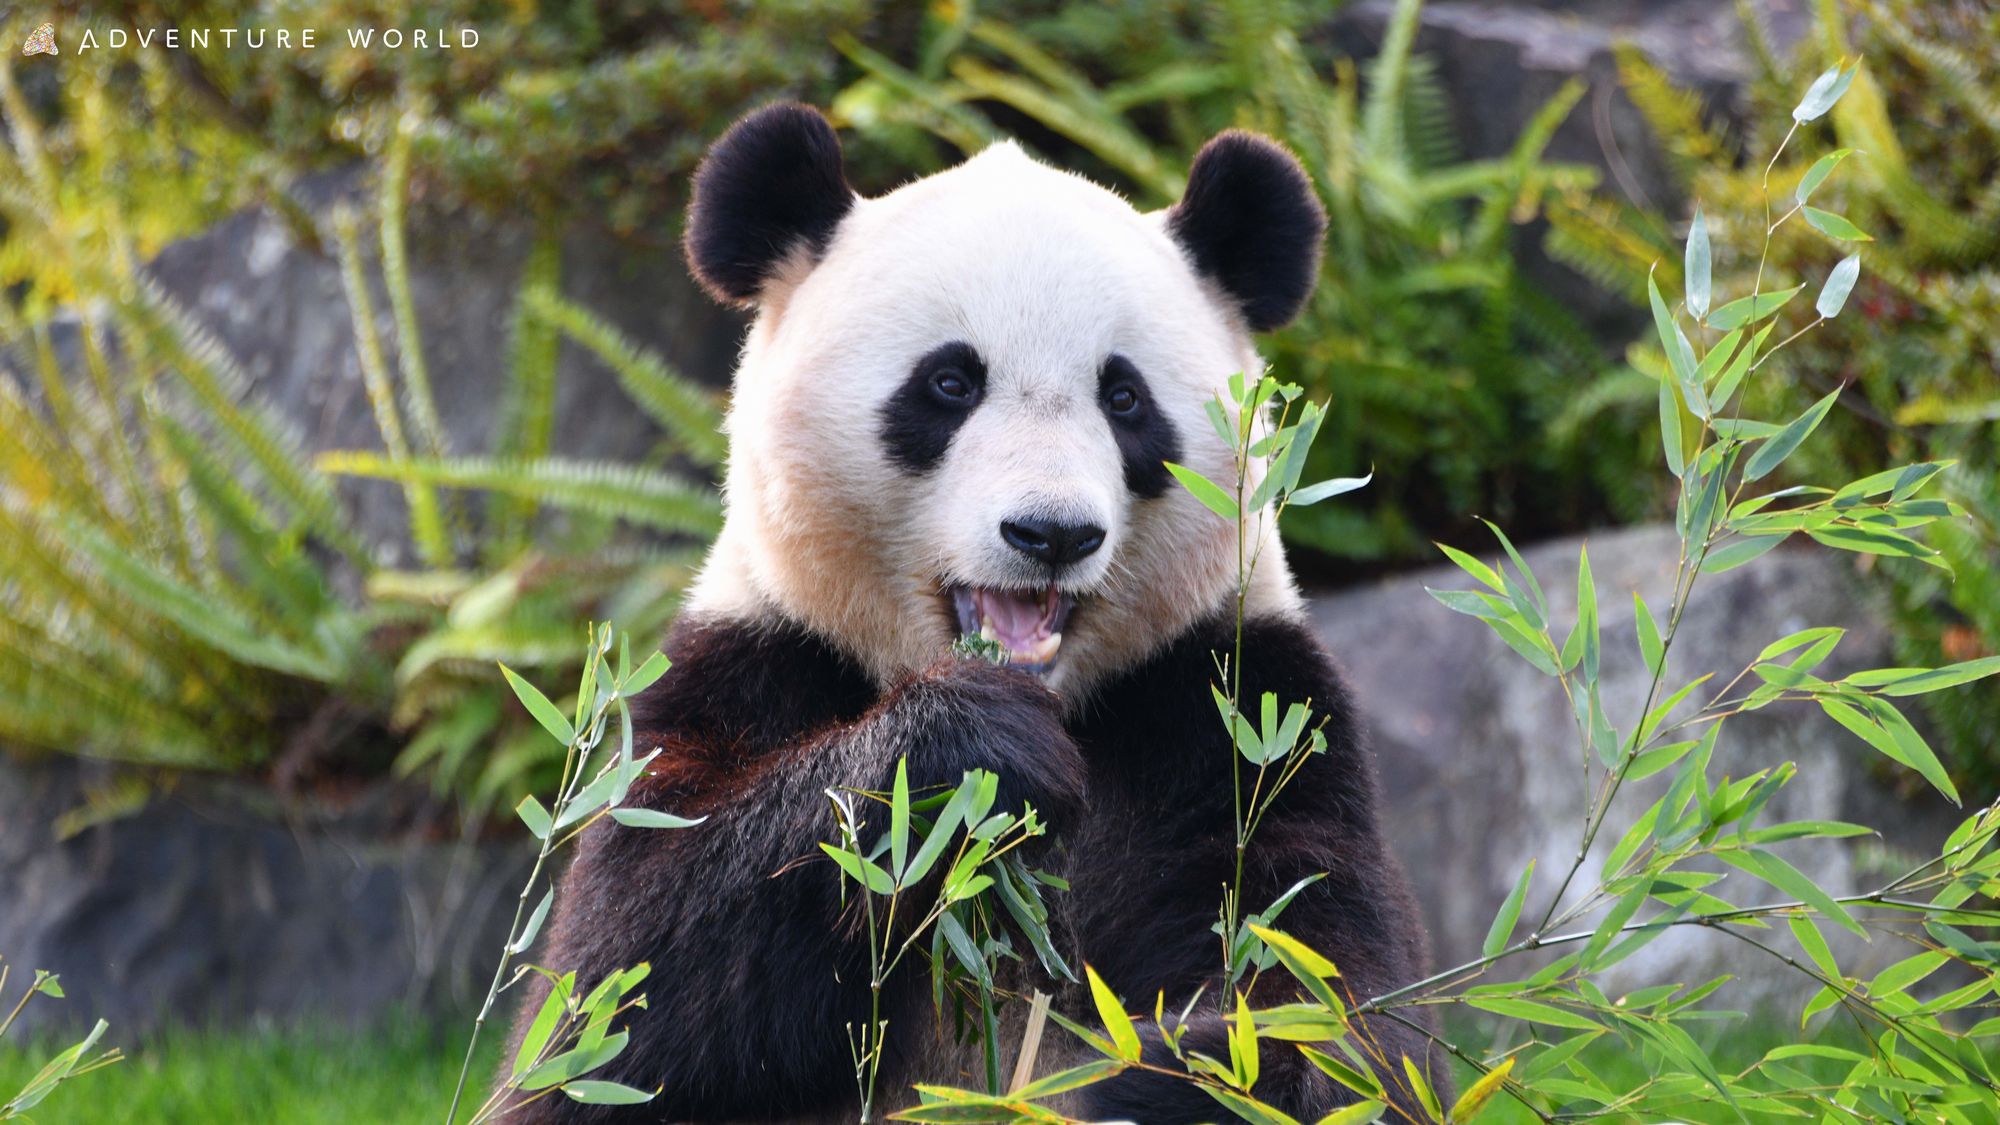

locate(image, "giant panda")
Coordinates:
505 103 1438 1123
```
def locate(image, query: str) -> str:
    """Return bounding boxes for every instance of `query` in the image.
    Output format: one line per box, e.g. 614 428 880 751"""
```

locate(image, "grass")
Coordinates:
0 1015 495 1124
0 1009 1854 1122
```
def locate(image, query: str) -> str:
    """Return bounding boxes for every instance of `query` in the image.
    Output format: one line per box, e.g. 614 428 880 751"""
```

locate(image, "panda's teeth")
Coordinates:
979 620 998 643
1006 631 1062 666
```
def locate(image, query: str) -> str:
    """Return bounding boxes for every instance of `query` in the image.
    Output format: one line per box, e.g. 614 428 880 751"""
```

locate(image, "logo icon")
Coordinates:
22 23 57 56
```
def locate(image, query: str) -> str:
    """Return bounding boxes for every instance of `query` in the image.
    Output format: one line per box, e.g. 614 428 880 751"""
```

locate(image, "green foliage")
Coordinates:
0 958 122 1120
1546 0 2000 789
908 75 2000 1124
26 1 874 240
0 64 721 818
836 0 1626 562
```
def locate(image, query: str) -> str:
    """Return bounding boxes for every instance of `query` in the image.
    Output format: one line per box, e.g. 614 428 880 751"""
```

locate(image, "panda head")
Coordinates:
683 104 1325 697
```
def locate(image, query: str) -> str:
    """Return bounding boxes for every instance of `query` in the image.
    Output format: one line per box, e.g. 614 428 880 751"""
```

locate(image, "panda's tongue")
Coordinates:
970 586 1064 667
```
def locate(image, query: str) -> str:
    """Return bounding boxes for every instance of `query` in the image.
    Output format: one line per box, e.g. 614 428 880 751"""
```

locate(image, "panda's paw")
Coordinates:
897 655 1086 828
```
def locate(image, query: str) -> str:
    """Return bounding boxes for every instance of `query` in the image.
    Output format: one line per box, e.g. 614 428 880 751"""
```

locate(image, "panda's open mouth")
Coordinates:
948 585 1077 672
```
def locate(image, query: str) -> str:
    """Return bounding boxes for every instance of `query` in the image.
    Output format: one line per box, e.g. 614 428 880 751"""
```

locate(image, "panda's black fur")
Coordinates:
683 104 855 305
1096 355 1183 499
502 105 1440 1123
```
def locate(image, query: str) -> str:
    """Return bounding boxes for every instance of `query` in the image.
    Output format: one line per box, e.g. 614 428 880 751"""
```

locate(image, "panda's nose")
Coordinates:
1000 517 1106 568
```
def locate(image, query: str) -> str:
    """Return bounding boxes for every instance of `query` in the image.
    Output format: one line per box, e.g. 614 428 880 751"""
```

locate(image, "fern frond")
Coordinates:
112 267 365 562
526 290 726 468
1470 78 1587 250
0 601 237 767
377 123 451 461
0 488 199 681
1360 0 1424 159
1544 195 1667 304
158 415 332 627
0 360 119 531
395 689 502 796
317 452 722 536
393 620 582 689
495 232 563 464
367 569 477 608
333 204 451 566
0 654 222 769
1614 45 1726 185
77 314 168 555
948 56 1180 199
1398 55 1460 172
830 34 1002 158
56 510 345 682
490 231 564 554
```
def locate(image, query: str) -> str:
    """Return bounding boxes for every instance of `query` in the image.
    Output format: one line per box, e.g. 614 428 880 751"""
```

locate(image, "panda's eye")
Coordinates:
1105 383 1142 416
930 367 975 404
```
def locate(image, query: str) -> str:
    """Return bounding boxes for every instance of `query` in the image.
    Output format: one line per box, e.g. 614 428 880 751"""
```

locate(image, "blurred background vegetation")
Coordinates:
0 0 1994 823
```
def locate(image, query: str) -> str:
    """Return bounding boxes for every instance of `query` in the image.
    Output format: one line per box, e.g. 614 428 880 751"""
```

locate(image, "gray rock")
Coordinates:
1314 523 1957 1007
0 757 528 1038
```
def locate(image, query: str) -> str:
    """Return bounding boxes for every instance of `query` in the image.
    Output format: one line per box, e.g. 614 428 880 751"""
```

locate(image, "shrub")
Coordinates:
0 46 721 818
1547 0 2000 792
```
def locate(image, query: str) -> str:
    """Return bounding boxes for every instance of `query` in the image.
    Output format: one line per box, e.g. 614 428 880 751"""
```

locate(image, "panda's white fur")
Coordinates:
687 140 1298 698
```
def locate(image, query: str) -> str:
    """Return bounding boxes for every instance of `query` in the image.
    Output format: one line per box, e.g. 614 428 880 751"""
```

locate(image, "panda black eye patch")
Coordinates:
1099 354 1181 498
879 342 987 473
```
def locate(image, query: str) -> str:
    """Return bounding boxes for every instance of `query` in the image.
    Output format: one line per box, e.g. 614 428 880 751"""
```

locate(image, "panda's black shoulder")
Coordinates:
628 613 877 751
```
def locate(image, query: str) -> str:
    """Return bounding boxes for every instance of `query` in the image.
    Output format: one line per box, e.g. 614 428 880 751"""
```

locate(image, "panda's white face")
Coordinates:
683 112 1321 697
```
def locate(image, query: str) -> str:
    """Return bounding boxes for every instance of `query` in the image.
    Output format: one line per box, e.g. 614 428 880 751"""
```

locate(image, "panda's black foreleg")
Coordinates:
495 652 1084 1123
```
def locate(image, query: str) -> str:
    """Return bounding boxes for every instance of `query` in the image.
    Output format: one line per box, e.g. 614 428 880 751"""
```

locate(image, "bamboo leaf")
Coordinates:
1165 462 1239 521
1706 285 1805 331
1634 593 1665 676
562 1080 657 1105
1793 60 1857 122
1483 860 1535 957
1795 148 1855 206
1816 253 1863 317
1684 205 1710 318
516 795 552 839
1086 966 1142 1062
1449 1057 1515 1123
508 889 553 954
1802 207 1872 242
891 757 911 880
1287 472 1372 507
1648 272 1697 386
1744 389 1840 481
501 664 576 745
609 808 706 830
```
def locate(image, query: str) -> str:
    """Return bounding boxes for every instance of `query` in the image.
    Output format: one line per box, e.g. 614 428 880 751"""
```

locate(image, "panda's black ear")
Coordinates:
1166 131 1326 332
683 103 855 306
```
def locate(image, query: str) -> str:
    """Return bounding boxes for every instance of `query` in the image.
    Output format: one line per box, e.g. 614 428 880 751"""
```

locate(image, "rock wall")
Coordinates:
0 759 526 1037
